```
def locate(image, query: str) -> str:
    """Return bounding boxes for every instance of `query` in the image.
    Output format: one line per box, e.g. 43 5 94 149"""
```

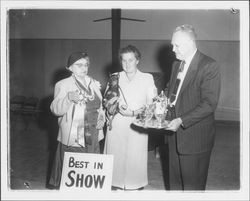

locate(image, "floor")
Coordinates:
9 112 240 191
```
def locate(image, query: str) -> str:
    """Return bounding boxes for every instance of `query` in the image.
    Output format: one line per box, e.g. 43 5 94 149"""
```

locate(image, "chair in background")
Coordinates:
10 96 40 130
10 95 27 114
22 97 40 115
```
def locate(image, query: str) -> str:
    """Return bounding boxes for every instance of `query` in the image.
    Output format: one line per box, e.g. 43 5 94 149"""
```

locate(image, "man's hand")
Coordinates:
68 90 80 104
165 117 183 132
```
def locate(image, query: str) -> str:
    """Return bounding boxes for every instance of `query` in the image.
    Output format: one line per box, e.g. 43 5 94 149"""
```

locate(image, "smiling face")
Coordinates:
69 58 89 78
171 31 194 61
121 52 139 74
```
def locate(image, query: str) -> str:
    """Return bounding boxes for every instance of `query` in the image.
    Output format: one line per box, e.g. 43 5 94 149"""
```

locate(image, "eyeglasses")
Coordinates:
73 63 89 68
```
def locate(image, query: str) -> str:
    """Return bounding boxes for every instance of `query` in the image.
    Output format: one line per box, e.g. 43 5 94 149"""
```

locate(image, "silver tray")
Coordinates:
133 119 170 129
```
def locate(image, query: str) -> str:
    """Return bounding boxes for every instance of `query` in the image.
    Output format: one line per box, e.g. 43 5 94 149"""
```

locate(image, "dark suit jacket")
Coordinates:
167 50 221 154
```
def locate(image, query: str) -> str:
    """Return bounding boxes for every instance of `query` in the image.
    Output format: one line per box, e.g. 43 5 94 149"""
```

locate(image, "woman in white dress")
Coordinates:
104 45 157 190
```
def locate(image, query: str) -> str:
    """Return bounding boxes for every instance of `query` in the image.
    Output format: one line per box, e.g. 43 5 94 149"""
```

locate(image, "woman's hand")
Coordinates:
135 107 145 116
68 90 80 104
118 105 133 117
118 105 145 117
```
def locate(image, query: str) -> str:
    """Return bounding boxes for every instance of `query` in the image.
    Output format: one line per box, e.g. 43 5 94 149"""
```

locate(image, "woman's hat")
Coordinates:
66 52 89 69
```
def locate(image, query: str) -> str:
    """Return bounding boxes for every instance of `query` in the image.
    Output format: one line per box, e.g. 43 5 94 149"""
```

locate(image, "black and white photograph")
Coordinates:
1 1 249 200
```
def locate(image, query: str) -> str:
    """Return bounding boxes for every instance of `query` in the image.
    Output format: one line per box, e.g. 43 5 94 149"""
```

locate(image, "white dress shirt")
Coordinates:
172 49 197 106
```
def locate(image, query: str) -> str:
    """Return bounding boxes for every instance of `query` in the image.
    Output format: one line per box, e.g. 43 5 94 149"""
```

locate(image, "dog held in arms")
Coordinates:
103 73 127 130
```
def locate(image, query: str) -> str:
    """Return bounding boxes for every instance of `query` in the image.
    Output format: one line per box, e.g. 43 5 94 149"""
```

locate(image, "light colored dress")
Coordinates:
104 70 157 189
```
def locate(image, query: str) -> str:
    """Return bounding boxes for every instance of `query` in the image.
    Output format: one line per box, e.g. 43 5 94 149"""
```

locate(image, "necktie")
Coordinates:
170 61 185 103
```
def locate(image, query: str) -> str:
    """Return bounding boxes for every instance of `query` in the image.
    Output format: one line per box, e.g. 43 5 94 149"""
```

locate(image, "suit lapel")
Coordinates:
168 61 180 96
176 51 201 103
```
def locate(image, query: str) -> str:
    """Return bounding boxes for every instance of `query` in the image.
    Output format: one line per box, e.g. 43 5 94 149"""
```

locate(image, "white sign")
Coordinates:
60 152 113 191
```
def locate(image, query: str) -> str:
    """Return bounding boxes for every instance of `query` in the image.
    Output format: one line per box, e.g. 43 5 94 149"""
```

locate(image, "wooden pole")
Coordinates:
111 9 121 73
94 9 145 73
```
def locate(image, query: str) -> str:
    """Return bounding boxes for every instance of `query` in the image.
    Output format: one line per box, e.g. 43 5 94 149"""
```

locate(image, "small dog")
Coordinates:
103 73 120 130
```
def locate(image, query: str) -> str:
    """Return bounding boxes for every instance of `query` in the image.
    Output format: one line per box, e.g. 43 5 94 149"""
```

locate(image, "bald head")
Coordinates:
171 24 197 61
174 24 197 41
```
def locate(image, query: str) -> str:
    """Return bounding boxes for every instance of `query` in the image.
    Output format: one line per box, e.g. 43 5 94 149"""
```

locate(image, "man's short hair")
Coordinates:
174 24 197 41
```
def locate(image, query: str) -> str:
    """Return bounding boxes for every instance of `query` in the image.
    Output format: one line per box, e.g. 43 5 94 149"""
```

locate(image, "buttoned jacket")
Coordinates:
167 50 221 154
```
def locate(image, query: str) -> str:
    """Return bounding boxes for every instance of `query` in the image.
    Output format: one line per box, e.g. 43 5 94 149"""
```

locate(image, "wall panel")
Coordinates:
9 39 239 121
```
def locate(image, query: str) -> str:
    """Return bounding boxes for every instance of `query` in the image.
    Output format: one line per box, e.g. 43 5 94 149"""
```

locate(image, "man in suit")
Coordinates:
165 24 221 190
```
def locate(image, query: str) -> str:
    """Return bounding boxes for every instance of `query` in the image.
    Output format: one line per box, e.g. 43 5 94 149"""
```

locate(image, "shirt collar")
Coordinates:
184 48 197 67
122 69 141 82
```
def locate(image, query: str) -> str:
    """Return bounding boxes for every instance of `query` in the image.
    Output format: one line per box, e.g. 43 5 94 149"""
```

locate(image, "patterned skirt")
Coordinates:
48 142 87 188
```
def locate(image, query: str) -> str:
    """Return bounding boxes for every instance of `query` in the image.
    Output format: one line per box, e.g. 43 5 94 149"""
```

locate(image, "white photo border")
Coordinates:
1 1 249 200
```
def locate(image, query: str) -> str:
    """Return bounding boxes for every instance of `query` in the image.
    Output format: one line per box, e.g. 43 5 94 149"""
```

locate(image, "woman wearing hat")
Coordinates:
49 52 105 188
